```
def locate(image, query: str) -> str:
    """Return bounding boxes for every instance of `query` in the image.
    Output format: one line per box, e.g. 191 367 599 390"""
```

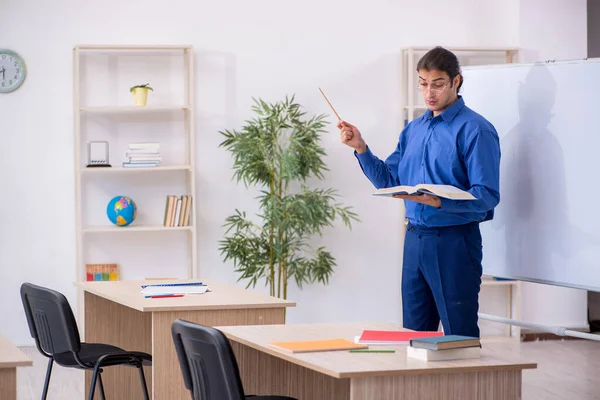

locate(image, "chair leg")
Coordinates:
137 365 150 400
97 372 106 400
41 358 53 400
88 365 103 400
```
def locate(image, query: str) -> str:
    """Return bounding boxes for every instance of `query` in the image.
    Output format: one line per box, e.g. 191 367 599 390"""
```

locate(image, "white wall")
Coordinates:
516 0 589 329
0 0 542 346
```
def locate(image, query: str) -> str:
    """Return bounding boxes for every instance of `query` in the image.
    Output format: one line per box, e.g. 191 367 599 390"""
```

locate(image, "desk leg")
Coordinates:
231 342 351 400
152 307 285 400
83 293 152 399
350 370 522 400
507 285 512 337
0 368 16 400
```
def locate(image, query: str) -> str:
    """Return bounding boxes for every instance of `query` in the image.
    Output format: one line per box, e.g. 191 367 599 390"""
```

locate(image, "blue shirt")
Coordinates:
355 96 500 227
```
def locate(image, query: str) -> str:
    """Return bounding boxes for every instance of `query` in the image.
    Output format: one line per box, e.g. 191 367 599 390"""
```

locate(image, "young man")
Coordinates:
339 46 500 337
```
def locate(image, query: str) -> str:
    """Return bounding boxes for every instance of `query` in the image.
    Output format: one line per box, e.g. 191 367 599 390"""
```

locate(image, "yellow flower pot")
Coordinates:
132 87 149 106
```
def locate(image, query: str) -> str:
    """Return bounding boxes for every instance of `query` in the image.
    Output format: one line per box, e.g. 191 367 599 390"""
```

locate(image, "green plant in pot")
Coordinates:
130 83 153 106
218 95 359 302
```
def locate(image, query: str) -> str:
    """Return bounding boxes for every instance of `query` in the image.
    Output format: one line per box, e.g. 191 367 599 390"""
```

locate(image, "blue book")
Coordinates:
409 335 481 351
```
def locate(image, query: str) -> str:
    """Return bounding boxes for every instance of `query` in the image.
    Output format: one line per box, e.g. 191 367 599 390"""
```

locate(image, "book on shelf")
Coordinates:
372 184 476 200
163 195 192 227
123 142 161 168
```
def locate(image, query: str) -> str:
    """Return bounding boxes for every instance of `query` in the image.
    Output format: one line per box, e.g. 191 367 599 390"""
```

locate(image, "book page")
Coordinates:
372 185 416 196
415 184 476 200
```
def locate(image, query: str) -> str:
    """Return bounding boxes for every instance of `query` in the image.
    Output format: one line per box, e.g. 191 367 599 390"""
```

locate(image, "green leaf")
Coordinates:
218 95 360 299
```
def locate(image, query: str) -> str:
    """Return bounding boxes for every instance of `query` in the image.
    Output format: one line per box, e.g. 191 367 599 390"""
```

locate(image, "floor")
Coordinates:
17 347 83 399
16 339 600 399
484 338 600 400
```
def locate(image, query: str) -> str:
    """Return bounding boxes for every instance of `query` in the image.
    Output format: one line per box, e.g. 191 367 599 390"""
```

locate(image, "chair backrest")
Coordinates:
20 282 81 356
171 319 245 400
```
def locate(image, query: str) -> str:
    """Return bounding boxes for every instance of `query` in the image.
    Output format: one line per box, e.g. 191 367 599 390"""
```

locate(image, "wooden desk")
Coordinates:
75 280 295 400
0 333 32 400
219 322 537 400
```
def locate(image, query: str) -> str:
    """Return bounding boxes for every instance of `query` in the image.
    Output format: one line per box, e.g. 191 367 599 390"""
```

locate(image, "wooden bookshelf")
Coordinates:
73 44 198 311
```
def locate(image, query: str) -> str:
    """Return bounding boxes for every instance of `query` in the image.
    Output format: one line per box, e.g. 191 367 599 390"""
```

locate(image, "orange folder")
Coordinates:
269 338 368 353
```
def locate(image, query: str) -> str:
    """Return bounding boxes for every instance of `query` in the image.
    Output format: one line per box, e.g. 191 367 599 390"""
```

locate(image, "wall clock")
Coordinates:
0 49 27 93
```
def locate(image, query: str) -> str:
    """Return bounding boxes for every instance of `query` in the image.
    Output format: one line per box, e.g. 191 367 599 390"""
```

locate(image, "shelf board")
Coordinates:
82 225 193 233
75 44 192 51
81 165 192 174
80 105 191 114
402 46 519 52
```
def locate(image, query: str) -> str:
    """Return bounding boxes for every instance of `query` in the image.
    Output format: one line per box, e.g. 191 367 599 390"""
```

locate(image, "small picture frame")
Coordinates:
87 141 111 167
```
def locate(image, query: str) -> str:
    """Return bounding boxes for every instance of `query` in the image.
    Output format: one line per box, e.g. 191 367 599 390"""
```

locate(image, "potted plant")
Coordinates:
218 96 359 302
130 83 153 106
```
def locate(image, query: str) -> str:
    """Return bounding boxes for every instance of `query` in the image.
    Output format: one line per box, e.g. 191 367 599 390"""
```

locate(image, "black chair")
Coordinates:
20 282 152 400
171 319 297 400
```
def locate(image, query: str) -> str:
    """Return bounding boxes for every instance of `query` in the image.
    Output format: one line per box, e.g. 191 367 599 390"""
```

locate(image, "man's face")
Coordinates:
418 69 459 115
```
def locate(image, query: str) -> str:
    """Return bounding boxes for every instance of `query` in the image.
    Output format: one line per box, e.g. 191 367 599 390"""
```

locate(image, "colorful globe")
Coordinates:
106 196 137 226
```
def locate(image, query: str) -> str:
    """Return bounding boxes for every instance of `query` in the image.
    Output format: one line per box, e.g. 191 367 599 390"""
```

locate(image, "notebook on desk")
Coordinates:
140 281 209 295
269 338 367 353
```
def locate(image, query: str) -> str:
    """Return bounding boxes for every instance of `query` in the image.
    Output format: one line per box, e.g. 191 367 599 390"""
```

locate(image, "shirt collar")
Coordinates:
423 96 465 123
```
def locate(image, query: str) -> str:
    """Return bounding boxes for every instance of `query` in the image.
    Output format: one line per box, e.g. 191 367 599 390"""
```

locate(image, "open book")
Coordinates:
373 184 476 200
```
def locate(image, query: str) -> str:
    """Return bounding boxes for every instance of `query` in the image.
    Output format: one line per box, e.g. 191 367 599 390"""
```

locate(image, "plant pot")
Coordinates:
132 88 149 106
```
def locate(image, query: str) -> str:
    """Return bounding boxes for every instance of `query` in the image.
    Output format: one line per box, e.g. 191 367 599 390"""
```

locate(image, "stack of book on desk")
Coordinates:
140 281 209 296
407 335 481 361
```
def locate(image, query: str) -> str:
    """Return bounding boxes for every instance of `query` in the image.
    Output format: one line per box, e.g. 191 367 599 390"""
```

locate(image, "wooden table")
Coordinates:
75 280 295 400
219 322 537 400
0 333 32 400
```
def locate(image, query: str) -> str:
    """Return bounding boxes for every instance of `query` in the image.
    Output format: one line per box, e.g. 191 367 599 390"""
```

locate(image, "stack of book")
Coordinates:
407 335 481 361
123 142 161 168
163 195 192 227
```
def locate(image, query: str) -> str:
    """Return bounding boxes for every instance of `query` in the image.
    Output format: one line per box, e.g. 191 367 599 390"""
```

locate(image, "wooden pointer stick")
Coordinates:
318 88 342 121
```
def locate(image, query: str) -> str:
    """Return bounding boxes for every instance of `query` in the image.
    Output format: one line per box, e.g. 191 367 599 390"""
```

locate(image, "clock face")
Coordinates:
0 50 26 93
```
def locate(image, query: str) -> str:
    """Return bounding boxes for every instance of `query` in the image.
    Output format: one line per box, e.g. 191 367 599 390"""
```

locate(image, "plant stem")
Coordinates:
283 265 288 300
269 173 275 298
277 157 284 299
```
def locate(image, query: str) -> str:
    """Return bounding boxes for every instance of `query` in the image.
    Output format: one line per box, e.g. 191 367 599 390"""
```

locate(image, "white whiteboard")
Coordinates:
461 59 600 291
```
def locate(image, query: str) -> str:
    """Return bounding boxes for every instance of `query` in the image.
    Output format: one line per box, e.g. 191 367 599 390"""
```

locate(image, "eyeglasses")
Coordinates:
417 80 450 95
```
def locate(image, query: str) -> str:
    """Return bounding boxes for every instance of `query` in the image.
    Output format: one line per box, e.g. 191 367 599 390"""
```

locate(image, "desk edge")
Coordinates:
337 362 539 379
74 282 297 312
0 360 33 368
